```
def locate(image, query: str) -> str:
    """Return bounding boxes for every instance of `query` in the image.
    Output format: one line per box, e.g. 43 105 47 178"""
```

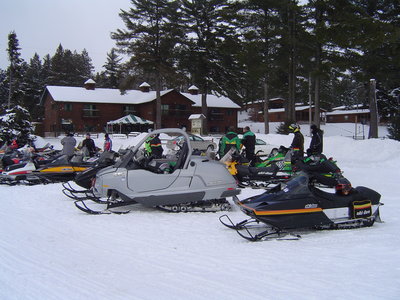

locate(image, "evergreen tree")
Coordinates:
47 44 94 86
6 31 26 108
101 48 122 88
179 0 234 133
21 53 45 120
76 49 94 84
0 69 8 105
233 0 291 132
112 0 184 128
0 105 34 146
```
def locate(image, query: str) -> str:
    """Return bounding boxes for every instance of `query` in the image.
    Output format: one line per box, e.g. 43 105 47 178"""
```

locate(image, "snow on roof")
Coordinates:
326 109 370 115
265 105 326 113
84 79 96 84
188 114 205 120
45 86 174 105
139 82 150 87
188 85 199 91
182 92 241 109
45 85 240 109
332 104 366 111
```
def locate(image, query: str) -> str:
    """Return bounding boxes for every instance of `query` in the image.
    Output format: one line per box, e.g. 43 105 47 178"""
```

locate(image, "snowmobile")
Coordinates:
220 172 383 241
225 146 342 189
62 150 121 201
1 150 96 185
74 128 240 214
0 147 62 185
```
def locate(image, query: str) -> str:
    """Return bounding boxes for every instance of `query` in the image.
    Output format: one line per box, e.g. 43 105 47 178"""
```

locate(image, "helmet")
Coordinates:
288 123 300 132
335 178 352 195
310 124 318 131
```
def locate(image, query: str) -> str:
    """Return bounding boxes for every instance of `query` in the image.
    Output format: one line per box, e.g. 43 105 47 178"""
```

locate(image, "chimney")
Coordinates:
84 79 96 90
139 82 151 92
188 85 199 95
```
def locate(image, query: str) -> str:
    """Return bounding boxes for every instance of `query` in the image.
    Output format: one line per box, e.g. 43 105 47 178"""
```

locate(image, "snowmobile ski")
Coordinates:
74 200 131 215
219 214 301 241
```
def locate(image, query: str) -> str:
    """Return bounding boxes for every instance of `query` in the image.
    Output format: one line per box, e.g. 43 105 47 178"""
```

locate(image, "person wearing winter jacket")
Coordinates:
61 132 77 159
81 133 97 157
145 134 163 159
241 126 256 163
288 123 304 162
219 127 241 158
308 124 323 155
103 133 112 152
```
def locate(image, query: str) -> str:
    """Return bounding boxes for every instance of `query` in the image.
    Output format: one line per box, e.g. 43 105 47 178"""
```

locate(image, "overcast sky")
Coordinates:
0 0 131 73
1 0 308 74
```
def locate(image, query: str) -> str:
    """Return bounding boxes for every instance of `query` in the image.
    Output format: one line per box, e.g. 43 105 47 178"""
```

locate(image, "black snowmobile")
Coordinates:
62 150 121 201
220 172 383 241
227 148 342 190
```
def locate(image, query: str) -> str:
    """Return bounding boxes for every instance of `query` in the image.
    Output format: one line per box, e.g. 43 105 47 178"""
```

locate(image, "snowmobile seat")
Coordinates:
172 141 189 172
310 186 375 209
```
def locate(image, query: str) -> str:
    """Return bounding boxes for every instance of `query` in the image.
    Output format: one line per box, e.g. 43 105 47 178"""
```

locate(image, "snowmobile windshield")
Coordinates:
278 173 310 195
48 154 69 165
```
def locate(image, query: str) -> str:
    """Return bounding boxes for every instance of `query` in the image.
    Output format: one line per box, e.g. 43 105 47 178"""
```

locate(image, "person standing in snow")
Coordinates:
241 126 256 164
61 132 77 159
219 126 241 158
81 133 97 157
288 123 304 162
103 133 112 152
308 124 323 156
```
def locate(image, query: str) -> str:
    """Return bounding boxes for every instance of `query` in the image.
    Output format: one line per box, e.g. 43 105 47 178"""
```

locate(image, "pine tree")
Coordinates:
112 0 184 129
0 69 8 105
0 105 34 146
179 0 234 133
21 53 45 120
76 49 94 84
6 31 26 108
47 44 94 86
101 48 122 88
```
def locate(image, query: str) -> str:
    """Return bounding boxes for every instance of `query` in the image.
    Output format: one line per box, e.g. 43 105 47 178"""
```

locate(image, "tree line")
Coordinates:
1 0 399 138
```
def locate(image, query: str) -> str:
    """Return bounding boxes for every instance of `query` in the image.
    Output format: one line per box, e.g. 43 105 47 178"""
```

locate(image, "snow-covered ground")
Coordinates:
1 126 400 299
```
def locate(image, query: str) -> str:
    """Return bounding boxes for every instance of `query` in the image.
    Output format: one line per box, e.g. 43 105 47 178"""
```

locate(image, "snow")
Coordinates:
45 86 175 105
1 126 400 299
182 92 241 109
326 109 370 116
44 86 241 109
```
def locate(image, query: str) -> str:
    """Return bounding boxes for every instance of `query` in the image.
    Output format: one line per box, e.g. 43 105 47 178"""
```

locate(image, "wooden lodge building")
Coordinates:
40 80 240 136
242 98 327 123
326 105 370 123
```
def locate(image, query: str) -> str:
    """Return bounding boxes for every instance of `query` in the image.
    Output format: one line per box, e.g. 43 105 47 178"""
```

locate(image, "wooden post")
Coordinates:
263 81 269 134
368 79 378 138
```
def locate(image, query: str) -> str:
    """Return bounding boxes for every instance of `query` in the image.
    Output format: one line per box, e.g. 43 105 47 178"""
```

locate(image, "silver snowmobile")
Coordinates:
74 128 240 214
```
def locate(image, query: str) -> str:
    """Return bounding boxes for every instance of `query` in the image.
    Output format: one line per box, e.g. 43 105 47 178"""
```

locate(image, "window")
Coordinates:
123 105 135 115
209 108 224 121
162 104 169 116
64 103 73 111
83 104 99 117
176 104 186 111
